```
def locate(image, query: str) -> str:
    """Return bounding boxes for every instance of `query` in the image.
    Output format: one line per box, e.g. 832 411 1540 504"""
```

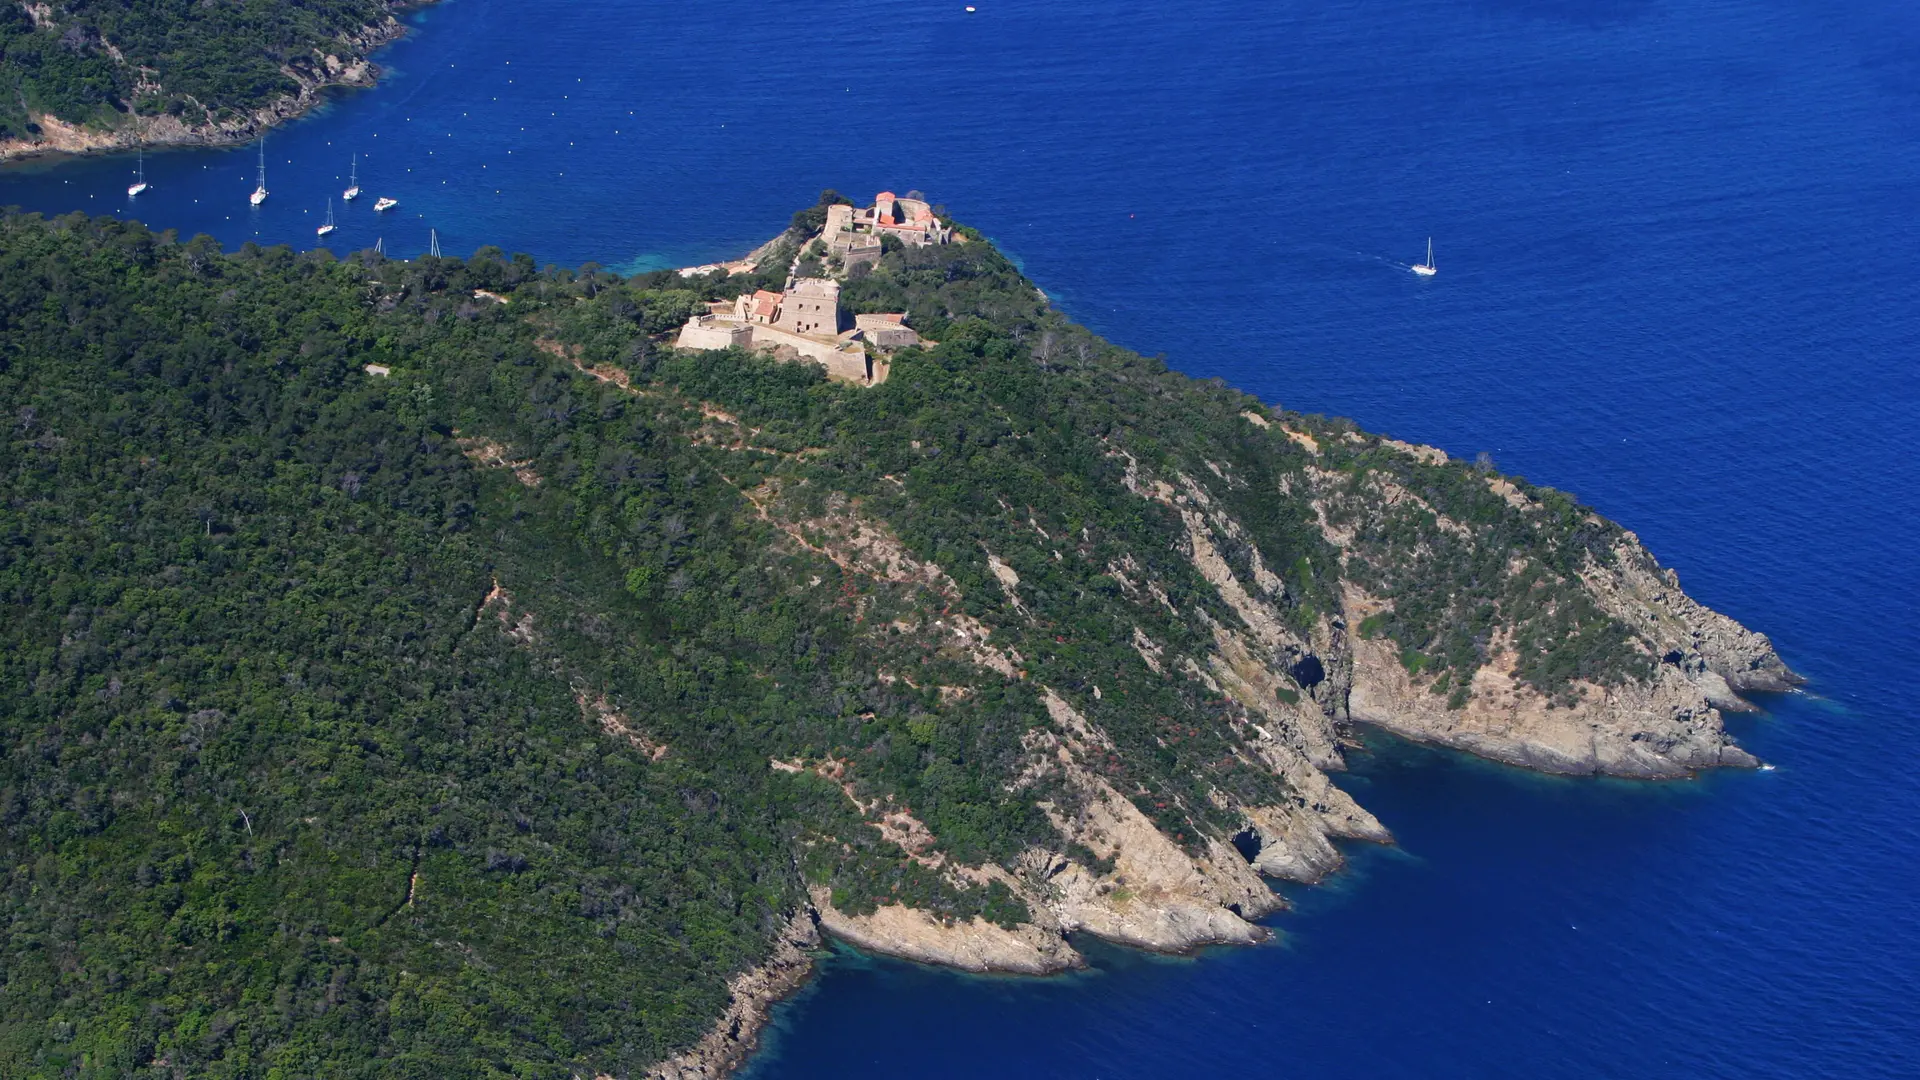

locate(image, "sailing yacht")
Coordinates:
1411 237 1436 277
373 195 398 212
343 154 361 201
317 198 337 237
127 149 148 197
249 140 268 206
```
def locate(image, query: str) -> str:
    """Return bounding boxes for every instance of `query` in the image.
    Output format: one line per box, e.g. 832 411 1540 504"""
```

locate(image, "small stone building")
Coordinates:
854 312 920 349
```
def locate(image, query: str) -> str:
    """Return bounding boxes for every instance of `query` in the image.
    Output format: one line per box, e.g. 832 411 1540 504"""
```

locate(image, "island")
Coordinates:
0 193 1797 1078
0 0 424 160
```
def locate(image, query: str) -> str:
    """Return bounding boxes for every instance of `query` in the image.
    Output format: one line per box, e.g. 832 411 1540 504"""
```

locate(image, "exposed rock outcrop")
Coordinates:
1032 692 1277 938
1279 441 1798 778
646 912 822 1080
811 886 1081 974
1345 615 1760 778
726 428 1795 1008
1585 532 1800 697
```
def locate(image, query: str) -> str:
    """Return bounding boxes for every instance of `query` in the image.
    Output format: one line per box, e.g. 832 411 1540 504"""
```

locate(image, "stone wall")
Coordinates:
674 317 873 384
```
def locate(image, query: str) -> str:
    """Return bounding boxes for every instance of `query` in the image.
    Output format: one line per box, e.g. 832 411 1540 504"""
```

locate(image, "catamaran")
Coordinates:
343 154 361 201
317 198 337 237
373 195 398 212
1411 237 1436 277
249 140 268 206
127 149 148 197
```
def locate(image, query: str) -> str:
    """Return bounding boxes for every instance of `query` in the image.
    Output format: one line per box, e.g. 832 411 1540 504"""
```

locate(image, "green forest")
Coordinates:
0 0 406 141
0 203 1651 1077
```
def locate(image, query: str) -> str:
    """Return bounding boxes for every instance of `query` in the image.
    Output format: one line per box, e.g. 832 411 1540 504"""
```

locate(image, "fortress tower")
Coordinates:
777 278 841 337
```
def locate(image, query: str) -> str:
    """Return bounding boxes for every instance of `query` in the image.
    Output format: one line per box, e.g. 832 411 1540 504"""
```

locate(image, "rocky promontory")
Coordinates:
0 204 1798 1077
0 4 425 162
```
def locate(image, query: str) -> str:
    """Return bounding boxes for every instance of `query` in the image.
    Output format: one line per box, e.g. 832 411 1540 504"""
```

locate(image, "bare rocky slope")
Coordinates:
706 420 1792 963
641 402 1797 1073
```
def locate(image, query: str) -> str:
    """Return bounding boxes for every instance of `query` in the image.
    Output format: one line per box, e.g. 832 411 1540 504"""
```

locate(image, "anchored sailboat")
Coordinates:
343 154 361 202
317 198 337 237
1411 237 1436 277
127 149 148 197
249 139 268 206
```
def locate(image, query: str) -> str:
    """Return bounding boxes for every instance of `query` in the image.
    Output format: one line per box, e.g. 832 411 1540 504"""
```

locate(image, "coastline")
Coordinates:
0 195 1807 1078
645 912 823 1080
0 7 427 165
631 222 1800 1080
0 0 1897 1070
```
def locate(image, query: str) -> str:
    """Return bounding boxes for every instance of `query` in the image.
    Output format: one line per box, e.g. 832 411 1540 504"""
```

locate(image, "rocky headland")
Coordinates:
0 5 424 162
0 203 1799 1077
622 227 1798 1068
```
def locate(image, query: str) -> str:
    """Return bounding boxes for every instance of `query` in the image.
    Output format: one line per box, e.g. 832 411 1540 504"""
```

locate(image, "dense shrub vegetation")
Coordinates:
0 206 1649 1076
0 0 405 141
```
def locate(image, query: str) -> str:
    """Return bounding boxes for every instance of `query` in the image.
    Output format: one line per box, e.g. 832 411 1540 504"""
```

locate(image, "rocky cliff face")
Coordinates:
756 419 1796 974
455 223 1800 1070
813 885 1083 974
1345 615 1762 777
1313 439 1799 779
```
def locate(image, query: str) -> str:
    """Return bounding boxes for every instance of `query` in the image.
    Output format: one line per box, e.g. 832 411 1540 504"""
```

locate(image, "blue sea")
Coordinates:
5 0 1916 1076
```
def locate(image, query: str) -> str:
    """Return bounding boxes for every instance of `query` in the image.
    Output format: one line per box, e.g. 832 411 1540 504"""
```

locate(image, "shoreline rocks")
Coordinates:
0 12 420 164
812 886 1084 974
666 435 1801 1078
644 911 823 1080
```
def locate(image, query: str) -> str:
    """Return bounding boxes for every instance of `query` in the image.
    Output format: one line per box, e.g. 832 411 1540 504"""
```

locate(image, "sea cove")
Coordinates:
3 1 1917 1078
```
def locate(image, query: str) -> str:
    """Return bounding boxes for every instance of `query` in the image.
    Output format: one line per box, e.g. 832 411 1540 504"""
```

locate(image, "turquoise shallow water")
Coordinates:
4 0 1917 1075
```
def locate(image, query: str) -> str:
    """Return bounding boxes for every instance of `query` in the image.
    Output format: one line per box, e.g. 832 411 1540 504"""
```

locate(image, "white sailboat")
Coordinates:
373 195 398 212
343 154 361 201
1411 237 1436 277
249 139 268 206
127 149 148 197
317 198 337 237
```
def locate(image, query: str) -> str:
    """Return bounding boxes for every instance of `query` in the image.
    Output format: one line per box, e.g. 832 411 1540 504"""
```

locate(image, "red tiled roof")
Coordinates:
752 290 782 319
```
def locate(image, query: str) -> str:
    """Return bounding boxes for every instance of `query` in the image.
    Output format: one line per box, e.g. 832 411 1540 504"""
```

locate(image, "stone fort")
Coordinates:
674 190 950 385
